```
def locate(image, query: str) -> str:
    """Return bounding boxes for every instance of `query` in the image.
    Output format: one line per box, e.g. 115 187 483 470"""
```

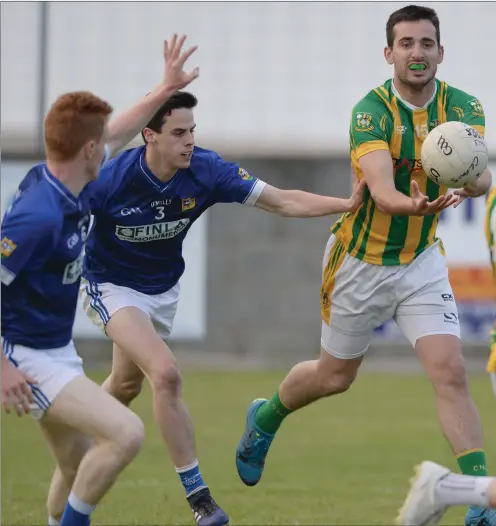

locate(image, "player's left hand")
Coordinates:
162 34 200 92
348 179 366 212
452 183 485 208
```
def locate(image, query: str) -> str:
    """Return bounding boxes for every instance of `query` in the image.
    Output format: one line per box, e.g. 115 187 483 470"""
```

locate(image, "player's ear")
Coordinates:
83 141 96 161
143 127 155 144
384 46 394 65
437 45 444 65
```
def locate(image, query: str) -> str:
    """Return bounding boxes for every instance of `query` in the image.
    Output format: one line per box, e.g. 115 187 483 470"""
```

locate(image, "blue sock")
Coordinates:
176 459 207 498
59 493 96 526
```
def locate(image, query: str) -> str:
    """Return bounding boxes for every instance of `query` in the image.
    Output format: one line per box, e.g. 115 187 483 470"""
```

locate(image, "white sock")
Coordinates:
68 492 97 515
490 373 496 398
175 459 199 473
48 516 60 526
435 473 495 507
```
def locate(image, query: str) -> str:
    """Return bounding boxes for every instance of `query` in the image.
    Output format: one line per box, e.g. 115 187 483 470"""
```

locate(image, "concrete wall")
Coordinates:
207 157 351 358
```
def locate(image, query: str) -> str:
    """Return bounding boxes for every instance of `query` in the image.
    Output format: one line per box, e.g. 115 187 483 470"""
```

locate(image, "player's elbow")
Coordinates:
368 186 393 214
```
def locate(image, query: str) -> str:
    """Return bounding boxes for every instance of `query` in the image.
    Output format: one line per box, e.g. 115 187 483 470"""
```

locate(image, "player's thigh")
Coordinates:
110 343 145 383
1 339 85 420
104 307 177 381
42 375 144 446
320 234 398 359
394 242 460 348
149 282 180 340
40 420 92 477
80 279 151 335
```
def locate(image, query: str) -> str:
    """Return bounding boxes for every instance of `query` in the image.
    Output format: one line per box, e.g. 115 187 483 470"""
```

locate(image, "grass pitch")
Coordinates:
2 370 495 525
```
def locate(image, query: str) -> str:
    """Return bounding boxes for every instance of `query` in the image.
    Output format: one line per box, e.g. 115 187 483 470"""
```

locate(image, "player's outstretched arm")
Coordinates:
253 180 365 218
360 150 457 216
106 34 199 156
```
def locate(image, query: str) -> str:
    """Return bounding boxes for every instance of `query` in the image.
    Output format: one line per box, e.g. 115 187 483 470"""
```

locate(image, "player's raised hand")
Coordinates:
162 34 200 92
348 179 366 212
1 361 36 416
410 180 457 215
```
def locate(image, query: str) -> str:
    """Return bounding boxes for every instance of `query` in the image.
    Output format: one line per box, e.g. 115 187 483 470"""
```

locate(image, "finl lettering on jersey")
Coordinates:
115 219 190 242
121 207 142 216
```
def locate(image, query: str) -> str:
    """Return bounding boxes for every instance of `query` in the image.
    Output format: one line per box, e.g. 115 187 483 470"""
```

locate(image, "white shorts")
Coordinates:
320 235 460 359
80 279 180 339
2 339 84 420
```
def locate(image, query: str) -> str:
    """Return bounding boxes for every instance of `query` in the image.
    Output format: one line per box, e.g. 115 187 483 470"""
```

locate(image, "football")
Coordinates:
421 121 488 188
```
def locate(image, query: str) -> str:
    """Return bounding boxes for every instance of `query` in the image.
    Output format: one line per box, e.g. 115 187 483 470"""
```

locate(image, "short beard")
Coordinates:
397 71 436 91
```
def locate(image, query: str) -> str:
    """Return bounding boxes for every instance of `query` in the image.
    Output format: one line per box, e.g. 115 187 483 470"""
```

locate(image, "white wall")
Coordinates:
2 2 496 155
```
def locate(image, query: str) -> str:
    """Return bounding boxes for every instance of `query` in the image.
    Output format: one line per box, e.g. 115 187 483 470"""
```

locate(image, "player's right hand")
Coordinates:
410 180 457 216
348 179 366 212
1 362 36 416
162 34 200 92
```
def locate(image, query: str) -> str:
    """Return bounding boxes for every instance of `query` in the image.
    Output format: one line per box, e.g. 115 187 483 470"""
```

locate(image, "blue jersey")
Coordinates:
1 166 92 349
83 145 266 294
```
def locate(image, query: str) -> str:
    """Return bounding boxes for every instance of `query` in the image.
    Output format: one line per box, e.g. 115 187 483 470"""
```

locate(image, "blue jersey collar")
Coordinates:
138 150 180 193
43 166 81 210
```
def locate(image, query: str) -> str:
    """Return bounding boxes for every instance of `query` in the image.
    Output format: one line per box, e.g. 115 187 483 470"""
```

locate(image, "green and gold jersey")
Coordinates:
331 78 486 266
485 186 496 278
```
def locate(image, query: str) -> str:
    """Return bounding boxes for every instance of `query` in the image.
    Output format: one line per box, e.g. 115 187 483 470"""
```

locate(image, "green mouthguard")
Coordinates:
409 63 426 70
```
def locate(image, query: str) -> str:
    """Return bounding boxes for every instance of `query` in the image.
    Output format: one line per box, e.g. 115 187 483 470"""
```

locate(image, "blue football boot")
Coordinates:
235 398 275 486
187 488 229 526
465 506 496 526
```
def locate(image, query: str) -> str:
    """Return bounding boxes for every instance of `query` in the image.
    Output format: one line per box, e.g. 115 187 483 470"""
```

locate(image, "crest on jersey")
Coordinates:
468 99 484 117
181 198 196 212
0 237 16 258
379 114 387 133
451 107 464 120
238 167 254 181
355 112 374 132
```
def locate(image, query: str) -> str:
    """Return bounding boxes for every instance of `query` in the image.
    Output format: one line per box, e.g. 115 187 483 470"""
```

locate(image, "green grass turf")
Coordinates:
2 370 495 525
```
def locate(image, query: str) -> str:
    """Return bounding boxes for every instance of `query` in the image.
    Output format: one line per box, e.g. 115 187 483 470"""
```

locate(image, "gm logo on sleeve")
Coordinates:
115 219 190 242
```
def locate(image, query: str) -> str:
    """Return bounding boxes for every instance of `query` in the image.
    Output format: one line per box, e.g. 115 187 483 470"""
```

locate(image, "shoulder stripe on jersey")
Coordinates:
437 81 447 122
378 85 390 101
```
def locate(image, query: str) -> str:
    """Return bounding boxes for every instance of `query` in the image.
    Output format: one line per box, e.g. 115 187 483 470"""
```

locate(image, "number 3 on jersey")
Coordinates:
155 206 165 220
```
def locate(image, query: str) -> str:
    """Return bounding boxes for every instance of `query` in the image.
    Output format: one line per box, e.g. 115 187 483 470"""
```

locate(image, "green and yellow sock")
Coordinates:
456 448 488 477
254 391 293 434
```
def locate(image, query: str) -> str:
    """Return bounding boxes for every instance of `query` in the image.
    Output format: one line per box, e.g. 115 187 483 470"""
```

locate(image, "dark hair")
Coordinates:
141 91 197 143
386 5 440 47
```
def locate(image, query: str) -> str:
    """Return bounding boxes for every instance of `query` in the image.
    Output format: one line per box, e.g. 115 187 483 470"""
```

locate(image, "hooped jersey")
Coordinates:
331 78 486 266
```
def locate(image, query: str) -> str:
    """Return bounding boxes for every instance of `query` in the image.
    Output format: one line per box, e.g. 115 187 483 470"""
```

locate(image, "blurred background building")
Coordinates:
2 1 495 369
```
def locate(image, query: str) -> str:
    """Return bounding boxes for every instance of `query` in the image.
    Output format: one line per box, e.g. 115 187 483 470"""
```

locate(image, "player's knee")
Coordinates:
316 352 358 396
150 360 182 399
113 413 145 461
108 375 144 406
430 354 469 397
320 371 355 396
